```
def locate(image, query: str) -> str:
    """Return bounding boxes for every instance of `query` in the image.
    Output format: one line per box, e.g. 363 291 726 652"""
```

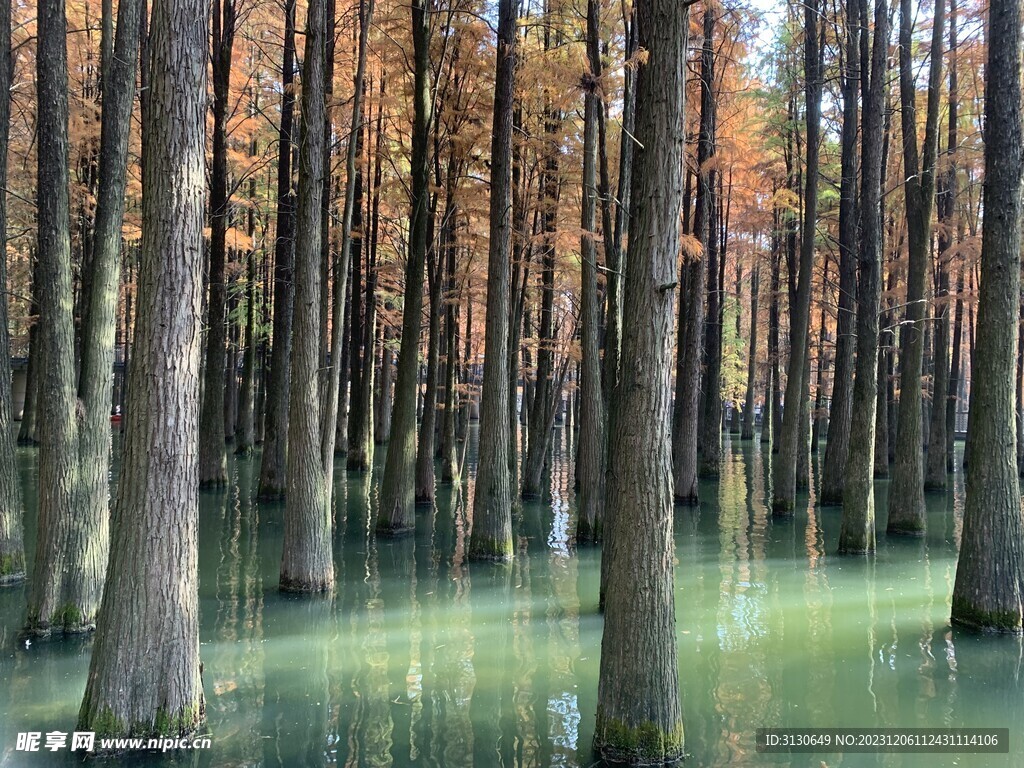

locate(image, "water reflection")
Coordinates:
0 437 1022 767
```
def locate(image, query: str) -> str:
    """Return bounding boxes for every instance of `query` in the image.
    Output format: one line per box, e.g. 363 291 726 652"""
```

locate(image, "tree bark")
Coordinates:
887 0 945 534
772 0 822 515
469 0 516 561
0 0 23 585
670 8 712 504
594 0 687 760
378 0 432 535
838 0 887 555
198 0 237 488
741 265 759 440
576 0 605 542
820 0 860 504
27 0 97 634
258 0 297 499
925 0 957 491
78 0 208 733
281 0 333 592
951 0 1024 631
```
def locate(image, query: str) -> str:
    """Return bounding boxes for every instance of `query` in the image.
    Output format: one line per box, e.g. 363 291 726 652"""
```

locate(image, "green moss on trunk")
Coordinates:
467 536 513 561
0 552 25 582
951 598 1024 634
595 713 685 764
84 702 205 744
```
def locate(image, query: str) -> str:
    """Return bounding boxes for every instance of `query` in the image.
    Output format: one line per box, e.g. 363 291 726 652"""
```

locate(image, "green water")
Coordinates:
1 428 1022 767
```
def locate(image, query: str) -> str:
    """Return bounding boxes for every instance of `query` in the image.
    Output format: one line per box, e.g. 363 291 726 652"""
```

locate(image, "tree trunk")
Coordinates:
469 0 516 561
281 0 332 592
78 0 208 733
0 0 23 585
887 0 945 535
670 8 712 504
257 0 297 500
772 0 822 515
594 0 687 760
925 0 957 491
576 0 605 542
820 1 859 504
951 0 1024 631
741 265 759 440
198 0 236 488
27 0 96 634
838 0 887 554
235 116 260 455
376 322 394 444
377 0 431 535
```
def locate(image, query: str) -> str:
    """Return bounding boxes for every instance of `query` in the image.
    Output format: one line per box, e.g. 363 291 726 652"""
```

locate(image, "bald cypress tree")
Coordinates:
950 0 1024 632
469 0 516 561
78 0 209 734
594 0 687 760
0 0 22 586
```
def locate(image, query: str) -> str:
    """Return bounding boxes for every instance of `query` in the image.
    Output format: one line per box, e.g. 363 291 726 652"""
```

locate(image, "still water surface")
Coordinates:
0 428 1021 767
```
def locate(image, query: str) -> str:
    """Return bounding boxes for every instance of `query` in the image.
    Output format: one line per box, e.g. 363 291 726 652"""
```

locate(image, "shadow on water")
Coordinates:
0 430 1022 767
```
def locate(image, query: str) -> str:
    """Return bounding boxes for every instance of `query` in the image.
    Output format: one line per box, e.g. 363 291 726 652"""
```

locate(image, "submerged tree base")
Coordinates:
0 552 25 585
951 598 1024 634
594 713 685 766
279 574 334 593
26 603 97 636
80 702 205 747
467 536 513 562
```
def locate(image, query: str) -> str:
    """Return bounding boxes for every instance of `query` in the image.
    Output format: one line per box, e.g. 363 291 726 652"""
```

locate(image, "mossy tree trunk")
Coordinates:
28 0 96 635
78 0 208 733
951 0 1024 633
595 0 687 760
280 0 333 593
838 0 887 555
469 0 516 561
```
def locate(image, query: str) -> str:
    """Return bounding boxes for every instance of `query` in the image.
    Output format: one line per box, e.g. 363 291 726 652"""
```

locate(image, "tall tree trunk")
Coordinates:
17 270 39 445
321 0 372 484
820 0 860 504
947 262 964 470
68 0 144 625
257 0 297 500
0 0 23 585
27 0 94 634
78 0 208 733
772 0 822 515
376 322 394 444
594 0 687 760
349 78 384 470
377 0 432 535
469 0 516 561
670 7 712 504
951 0 1024 630
281 0 332 592
887 0 945 535
925 0 957 491
198 0 237 488
741 265 759 440
601 5 635 401
235 100 260 455
838 0 887 554
576 0 605 542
